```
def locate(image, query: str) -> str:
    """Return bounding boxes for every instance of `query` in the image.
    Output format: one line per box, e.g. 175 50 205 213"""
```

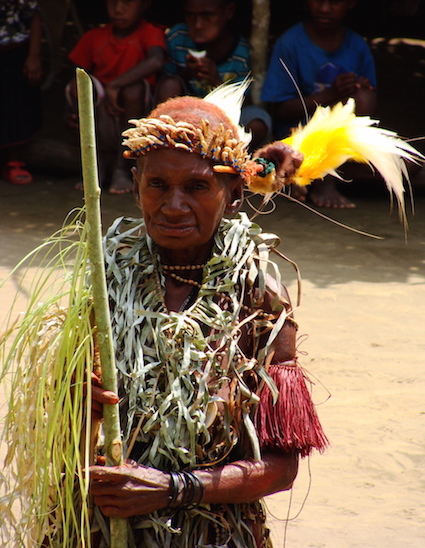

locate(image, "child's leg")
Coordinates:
119 80 152 120
89 100 119 189
352 88 377 117
65 76 114 189
308 175 356 209
154 76 186 105
240 105 273 152
108 81 149 194
307 89 376 208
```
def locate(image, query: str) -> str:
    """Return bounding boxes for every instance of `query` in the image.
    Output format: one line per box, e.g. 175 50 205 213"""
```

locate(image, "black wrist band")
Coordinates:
165 471 180 510
164 470 205 511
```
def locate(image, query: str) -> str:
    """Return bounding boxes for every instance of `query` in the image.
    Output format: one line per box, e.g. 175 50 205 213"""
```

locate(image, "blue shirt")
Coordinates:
261 22 377 104
163 23 251 97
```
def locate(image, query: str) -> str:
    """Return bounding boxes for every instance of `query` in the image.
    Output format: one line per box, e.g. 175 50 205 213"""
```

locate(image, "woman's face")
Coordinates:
135 148 242 259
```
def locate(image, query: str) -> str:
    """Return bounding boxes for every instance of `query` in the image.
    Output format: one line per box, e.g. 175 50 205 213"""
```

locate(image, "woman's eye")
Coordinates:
189 180 208 191
148 179 165 188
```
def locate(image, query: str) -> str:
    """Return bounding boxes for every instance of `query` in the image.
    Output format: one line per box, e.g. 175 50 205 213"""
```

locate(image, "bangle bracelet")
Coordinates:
183 471 204 509
164 470 204 511
165 471 180 510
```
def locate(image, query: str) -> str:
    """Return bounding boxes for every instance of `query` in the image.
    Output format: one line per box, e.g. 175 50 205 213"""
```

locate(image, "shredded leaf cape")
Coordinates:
98 211 327 546
0 210 326 546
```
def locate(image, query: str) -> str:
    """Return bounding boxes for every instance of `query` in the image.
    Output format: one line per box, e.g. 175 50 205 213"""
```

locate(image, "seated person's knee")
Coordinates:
155 76 186 104
240 105 272 151
121 81 147 105
353 88 376 116
246 118 269 150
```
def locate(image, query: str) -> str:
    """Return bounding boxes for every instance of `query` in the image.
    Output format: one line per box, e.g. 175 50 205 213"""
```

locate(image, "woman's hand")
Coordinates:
90 461 170 517
254 141 304 187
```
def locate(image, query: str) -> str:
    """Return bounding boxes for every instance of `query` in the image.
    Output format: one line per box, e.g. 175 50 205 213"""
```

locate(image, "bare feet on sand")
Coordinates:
74 171 133 194
289 183 308 202
289 180 355 208
109 167 134 195
308 178 356 209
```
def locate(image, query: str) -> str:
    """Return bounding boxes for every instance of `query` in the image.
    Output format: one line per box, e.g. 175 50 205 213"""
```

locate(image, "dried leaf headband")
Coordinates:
122 115 251 174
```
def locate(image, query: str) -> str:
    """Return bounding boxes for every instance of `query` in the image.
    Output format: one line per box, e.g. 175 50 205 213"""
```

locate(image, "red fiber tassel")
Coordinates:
254 360 329 457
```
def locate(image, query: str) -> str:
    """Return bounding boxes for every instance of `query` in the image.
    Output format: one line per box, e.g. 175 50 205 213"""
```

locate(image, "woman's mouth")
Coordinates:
155 222 195 237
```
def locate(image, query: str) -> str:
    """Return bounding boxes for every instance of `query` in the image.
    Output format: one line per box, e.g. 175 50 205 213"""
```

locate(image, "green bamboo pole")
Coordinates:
76 68 128 547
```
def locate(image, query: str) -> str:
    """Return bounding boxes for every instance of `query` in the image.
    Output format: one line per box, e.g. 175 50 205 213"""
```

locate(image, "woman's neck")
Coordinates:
157 243 213 268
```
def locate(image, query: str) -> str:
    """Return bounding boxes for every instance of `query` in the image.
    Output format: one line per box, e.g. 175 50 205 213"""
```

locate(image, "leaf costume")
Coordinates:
97 212 326 547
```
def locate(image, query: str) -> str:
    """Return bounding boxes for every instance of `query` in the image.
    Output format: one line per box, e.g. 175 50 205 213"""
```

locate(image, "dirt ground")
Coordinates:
1 38 425 548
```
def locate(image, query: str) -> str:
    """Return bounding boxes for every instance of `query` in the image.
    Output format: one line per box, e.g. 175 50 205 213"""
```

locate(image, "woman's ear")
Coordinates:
225 177 244 215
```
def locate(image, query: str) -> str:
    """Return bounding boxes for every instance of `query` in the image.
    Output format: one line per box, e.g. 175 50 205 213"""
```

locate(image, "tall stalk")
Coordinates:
76 68 128 547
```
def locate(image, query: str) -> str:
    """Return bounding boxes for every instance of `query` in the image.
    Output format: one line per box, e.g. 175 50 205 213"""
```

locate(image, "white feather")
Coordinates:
204 78 252 145
341 103 423 222
286 99 424 226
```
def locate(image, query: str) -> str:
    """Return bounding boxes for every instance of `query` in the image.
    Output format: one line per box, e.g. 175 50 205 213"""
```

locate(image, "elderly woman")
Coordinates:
88 93 327 547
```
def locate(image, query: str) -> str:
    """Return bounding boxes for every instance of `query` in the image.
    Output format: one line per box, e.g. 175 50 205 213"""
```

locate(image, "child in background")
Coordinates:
156 0 271 151
67 0 166 194
0 0 43 185
262 0 377 208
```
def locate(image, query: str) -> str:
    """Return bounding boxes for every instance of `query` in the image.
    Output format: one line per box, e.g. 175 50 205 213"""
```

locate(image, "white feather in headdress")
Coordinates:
204 78 252 146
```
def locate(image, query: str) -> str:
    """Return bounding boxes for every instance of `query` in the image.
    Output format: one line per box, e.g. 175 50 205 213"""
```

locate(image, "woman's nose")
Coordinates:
163 188 189 213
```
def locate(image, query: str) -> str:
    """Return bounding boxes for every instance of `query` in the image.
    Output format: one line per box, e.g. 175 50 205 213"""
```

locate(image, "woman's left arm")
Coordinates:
89 449 298 518
196 450 298 504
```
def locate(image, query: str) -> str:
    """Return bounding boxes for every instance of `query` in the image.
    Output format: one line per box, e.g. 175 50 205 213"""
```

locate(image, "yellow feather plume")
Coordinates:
283 99 424 219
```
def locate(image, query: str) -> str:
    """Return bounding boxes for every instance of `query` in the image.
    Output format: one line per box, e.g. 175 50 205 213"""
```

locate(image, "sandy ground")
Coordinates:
0 168 424 547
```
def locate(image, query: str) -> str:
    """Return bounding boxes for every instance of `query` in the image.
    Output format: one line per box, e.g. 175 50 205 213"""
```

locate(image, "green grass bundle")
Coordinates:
0 210 96 546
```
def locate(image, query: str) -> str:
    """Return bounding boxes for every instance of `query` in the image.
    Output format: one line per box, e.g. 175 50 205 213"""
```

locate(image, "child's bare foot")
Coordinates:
109 167 133 194
75 152 110 191
308 179 355 209
289 183 308 202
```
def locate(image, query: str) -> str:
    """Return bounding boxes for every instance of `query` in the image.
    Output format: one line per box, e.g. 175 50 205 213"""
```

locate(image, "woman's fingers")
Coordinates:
92 384 119 405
